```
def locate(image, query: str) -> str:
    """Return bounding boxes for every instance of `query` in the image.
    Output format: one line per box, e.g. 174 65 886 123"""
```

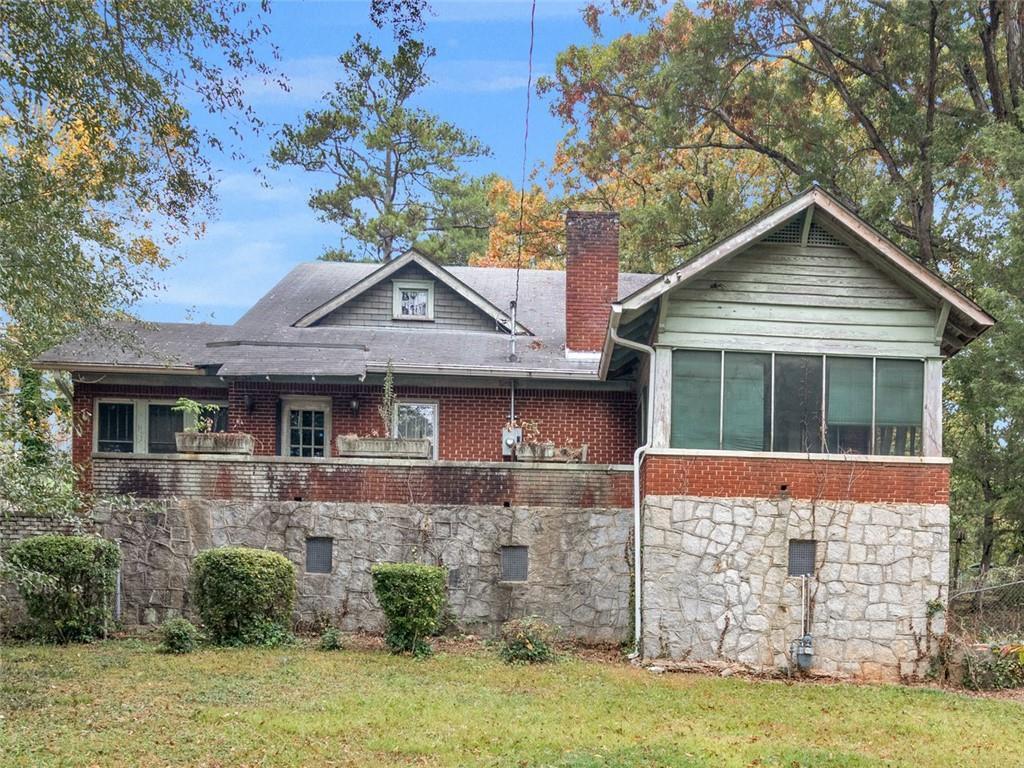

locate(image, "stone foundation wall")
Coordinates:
95 499 632 642
642 495 949 680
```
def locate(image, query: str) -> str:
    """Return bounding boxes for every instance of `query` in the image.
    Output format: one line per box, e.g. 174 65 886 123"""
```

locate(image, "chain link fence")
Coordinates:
948 566 1024 642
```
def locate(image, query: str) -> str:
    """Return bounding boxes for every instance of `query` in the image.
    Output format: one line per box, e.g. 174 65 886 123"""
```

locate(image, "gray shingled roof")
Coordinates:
35 262 657 379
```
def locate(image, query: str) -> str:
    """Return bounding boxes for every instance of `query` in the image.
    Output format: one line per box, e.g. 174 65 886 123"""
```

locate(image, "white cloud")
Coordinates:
242 55 339 105
428 59 546 93
431 1 583 23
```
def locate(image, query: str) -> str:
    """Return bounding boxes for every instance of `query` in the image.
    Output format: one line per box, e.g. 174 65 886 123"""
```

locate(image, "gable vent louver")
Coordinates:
762 220 846 248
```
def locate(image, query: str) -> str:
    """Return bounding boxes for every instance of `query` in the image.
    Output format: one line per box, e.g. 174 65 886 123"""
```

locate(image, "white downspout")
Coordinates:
608 305 655 655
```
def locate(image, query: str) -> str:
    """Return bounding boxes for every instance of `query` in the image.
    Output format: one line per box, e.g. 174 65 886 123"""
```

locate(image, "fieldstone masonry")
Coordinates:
642 495 950 679
92 499 632 642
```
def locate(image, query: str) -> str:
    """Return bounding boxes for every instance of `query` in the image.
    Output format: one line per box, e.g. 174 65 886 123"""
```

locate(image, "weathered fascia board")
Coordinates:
644 447 952 465
923 358 943 458
650 347 673 449
652 336 941 358
668 302 936 327
653 335 943 358
671 289 923 310
661 317 937 344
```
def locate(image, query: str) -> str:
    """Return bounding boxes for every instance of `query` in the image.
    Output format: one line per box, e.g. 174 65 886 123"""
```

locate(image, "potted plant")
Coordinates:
172 398 254 455
512 420 588 463
335 362 432 459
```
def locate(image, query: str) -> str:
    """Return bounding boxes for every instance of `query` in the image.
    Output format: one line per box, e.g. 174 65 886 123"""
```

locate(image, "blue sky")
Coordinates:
140 0 639 325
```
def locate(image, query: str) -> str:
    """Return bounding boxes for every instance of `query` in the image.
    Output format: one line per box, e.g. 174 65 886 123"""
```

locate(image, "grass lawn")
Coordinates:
1 640 1020 767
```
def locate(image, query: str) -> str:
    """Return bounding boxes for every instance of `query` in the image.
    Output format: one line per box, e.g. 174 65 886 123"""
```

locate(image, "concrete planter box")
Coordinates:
336 436 432 459
515 442 588 463
174 432 254 455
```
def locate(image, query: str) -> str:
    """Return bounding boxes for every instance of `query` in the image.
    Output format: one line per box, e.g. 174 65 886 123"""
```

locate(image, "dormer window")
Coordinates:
393 279 433 321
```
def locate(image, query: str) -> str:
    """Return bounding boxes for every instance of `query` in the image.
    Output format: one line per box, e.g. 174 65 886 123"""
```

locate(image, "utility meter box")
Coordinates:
501 427 522 457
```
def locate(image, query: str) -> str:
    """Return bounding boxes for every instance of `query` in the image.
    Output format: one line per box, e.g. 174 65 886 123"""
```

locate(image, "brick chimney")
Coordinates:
565 210 620 356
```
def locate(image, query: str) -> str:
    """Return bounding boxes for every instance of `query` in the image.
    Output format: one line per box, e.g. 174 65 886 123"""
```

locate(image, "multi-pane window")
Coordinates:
393 280 433 320
288 408 326 457
95 399 228 454
670 350 924 456
97 402 134 453
394 401 438 458
147 404 183 453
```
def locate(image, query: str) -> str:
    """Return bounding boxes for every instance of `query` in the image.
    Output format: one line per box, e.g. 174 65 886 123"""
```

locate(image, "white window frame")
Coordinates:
392 279 434 321
392 399 439 459
280 396 332 459
668 350 927 457
93 398 228 455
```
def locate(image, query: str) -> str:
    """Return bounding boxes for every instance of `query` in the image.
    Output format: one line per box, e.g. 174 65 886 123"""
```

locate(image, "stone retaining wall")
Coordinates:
94 499 632 642
642 494 949 680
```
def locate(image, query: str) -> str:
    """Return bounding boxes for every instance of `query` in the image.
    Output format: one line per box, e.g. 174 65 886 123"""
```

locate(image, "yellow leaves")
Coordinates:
127 236 167 269
469 177 564 269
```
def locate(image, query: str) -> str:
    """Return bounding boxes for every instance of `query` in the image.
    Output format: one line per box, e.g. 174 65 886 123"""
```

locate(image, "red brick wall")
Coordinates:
565 211 619 353
73 381 637 474
72 382 228 494
642 454 950 505
91 456 634 508
225 381 636 464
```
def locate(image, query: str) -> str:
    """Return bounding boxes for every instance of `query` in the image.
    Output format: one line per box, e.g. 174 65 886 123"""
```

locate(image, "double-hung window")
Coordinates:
94 399 228 454
670 350 924 456
393 400 438 458
281 397 330 458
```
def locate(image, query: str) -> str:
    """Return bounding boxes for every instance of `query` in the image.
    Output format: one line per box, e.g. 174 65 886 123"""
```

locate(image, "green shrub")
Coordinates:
7 534 121 642
499 616 557 664
962 647 1024 690
191 547 296 646
370 562 446 656
318 627 343 651
159 617 200 654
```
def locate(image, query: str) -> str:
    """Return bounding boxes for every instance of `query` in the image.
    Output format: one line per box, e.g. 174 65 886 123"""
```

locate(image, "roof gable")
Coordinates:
615 186 994 357
294 250 532 335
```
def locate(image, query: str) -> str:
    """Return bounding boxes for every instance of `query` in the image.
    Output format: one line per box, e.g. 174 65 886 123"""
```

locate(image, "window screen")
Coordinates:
148 404 184 453
97 402 134 453
875 359 923 456
826 357 873 454
788 539 816 577
305 537 333 573
395 402 437 456
670 350 721 449
773 355 823 452
289 409 326 457
500 545 528 582
722 353 771 451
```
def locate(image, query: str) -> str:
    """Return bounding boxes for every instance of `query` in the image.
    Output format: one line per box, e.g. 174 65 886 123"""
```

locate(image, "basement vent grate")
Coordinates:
788 539 817 577
500 545 528 582
305 536 333 574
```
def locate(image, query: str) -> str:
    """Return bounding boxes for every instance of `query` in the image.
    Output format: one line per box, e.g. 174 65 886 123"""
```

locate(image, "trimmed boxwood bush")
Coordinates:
7 534 121 643
159 617 201 654
191 547 296 646
499 616 557 664
371 563 446 656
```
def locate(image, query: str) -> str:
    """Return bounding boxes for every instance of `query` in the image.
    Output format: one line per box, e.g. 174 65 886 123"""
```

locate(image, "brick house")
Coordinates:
35 186 993 678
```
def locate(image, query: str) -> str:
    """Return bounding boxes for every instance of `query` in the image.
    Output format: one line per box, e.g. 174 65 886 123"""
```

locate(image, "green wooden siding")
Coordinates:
660 243 941 358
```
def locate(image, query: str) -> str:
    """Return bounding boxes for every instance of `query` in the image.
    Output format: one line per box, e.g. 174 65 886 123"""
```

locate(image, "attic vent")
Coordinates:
761 219 846 248
761 219 803 244
806 222 845 248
